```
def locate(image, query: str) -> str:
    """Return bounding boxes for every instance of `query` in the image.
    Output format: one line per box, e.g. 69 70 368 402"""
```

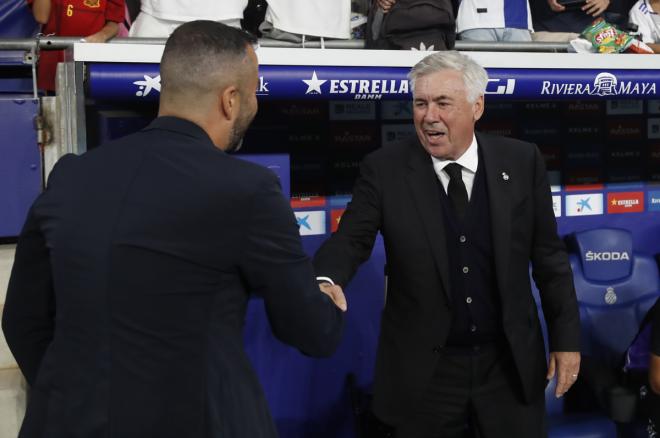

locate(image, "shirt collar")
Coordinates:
431 135 479 174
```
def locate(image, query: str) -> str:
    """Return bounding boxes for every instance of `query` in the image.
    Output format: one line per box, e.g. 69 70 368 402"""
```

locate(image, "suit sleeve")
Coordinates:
313 154 382 287
529 145 580 353
2 154 76 384
2 204 55 386
239 173 343 357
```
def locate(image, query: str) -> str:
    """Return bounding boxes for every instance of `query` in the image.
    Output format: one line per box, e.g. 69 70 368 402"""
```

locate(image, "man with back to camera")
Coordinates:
2 20 346 438
314 51 581 437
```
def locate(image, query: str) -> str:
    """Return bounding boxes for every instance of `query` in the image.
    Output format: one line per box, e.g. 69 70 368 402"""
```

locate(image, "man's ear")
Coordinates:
219 86 240 122
473 95 485 122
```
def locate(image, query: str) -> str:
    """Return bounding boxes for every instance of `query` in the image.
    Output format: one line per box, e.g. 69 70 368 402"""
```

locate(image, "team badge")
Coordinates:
604 287 617 305
83 0 101 8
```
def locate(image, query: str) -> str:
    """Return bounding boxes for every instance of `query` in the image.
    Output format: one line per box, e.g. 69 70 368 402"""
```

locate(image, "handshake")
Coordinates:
319 282 347 312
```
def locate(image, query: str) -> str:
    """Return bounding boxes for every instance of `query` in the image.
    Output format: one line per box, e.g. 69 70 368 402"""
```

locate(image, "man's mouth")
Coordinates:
424 129 446 139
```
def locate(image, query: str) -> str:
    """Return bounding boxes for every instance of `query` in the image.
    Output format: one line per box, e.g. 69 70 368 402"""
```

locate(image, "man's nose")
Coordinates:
423 104 440 123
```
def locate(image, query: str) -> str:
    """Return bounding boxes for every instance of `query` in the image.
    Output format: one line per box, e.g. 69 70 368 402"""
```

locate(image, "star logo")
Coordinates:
411 42 435 51
303 71 326 95
611 198 617 206
577 197 592 212
296 215 311 230
133 74 161 97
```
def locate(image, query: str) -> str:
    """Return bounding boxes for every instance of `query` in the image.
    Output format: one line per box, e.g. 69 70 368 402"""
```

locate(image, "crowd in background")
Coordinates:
24 0 660 46
18 0 659 90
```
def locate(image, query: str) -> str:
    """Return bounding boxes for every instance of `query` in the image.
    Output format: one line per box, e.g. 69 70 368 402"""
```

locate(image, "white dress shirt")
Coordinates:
431 135 479 200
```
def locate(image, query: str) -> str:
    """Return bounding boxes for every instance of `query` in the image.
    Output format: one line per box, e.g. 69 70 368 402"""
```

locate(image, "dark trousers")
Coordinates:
374 343 546 438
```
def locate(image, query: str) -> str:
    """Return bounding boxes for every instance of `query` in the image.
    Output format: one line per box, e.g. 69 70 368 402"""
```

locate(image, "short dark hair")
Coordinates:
160 20 258 100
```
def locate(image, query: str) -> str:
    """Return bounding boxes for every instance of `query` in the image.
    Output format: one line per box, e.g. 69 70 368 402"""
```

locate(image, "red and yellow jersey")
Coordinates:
27 0 125 90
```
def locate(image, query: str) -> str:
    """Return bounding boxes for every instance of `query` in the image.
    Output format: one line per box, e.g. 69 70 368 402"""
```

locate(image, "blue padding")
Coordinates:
86 63 660 102
0 96 40 237
572 228 633 282
243 234 385 437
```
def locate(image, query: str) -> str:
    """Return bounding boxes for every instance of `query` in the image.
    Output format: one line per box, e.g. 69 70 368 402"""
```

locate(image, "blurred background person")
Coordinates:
27 0 125 92
457 0 534 42
260 0 352 42
367 0 456 50
129 0 247 37
531 0 635 41
628 0 660 53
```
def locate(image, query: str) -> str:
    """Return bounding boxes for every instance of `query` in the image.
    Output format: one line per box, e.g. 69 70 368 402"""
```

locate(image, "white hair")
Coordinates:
408 51 489 103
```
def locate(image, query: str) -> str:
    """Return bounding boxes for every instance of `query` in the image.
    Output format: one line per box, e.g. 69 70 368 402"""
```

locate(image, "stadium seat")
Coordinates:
534 228 660 438
568 228 660 368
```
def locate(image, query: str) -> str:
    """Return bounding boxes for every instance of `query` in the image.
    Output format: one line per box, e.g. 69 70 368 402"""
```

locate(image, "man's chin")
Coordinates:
423 142 450 159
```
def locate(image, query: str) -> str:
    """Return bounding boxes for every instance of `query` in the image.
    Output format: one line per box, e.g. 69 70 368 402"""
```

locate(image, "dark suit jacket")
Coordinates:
2 117 344 438
313 132 580 425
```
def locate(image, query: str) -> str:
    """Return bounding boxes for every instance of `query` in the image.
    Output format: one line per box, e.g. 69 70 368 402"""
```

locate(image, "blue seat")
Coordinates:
532 289 617 438
533 228 660 438
568 228 660 369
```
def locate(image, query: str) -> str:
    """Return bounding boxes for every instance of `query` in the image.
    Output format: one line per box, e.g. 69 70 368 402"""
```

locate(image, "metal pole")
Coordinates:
0 36 571 52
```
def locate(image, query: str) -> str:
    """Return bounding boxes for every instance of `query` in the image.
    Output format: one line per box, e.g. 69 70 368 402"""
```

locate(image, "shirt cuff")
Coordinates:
316 276 335 285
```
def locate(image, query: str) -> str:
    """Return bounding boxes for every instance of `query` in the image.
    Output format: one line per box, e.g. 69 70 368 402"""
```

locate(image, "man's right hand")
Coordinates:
376 0 397 13
319 282 347 312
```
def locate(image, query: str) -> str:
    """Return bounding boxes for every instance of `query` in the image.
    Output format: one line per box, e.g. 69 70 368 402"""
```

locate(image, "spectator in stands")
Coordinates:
314 50 581 437
260 0 352 42
128 0 246 37
456 0 534 42
368 0 456 50
28 0 125 92
628 0 660 53
2 20 346 438
531 0 610 41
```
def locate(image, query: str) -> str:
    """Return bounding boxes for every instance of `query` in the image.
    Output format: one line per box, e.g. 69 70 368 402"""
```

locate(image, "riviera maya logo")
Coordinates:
133 75 161 97
541 72 656 97
302 70 409 100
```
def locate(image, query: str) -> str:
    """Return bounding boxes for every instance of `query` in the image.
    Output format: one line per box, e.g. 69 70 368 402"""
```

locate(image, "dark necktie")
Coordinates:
444 163 468 221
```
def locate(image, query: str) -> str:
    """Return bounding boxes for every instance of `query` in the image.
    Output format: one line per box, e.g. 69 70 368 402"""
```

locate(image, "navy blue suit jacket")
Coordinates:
2 117 344 438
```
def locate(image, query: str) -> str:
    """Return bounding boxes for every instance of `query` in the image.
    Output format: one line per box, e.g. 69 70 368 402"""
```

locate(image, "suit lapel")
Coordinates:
478 133 512 296
405 140 452 304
